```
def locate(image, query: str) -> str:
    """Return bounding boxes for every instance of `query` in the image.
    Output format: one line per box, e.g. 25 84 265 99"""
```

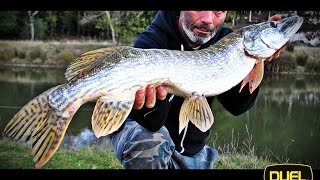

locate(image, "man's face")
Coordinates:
180 11 227 45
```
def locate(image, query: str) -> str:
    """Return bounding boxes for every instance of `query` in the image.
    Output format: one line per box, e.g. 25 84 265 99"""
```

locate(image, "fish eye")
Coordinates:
270 21 277 28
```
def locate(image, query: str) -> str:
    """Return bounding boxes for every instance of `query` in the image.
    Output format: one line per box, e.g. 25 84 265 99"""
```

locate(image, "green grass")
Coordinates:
0 138 122 169
212 125 274 169
0 136 274 169
215 153 272 169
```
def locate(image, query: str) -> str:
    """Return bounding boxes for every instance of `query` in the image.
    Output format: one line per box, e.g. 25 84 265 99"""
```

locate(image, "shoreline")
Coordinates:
0 63 67 69
1 41 319 74
2 63 319 75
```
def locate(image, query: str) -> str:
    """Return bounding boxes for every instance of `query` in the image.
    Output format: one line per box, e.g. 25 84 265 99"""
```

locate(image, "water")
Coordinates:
0 66 319 168
208 74 320 168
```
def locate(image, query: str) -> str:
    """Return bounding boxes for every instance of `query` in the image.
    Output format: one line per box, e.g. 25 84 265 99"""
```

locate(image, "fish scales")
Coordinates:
63 32 249 104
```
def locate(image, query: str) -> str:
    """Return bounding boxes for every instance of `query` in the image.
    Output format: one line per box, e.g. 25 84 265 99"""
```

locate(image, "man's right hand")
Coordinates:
133 85 168 110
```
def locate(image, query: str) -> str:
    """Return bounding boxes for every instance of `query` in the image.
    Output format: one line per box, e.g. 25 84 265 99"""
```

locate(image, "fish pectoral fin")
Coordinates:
239 74 250 93
92 95 134 138
179 94 214 133
249 60 264 94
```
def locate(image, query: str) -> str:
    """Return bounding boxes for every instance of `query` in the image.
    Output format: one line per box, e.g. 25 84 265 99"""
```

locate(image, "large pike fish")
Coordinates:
3 15 303 168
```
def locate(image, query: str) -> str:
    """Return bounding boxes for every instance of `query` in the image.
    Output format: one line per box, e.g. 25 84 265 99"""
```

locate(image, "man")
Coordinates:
109 11 284 169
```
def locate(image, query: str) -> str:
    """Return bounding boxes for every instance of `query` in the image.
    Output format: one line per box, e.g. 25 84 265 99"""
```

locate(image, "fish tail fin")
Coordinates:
3 84 80 169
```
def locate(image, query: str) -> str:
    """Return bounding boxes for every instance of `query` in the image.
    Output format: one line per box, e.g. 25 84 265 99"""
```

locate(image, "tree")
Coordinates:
78 11 106 40
94 11 132 44
105 11 116 44
0 11 21 39
28 11 38 41
226 11 237 26
45 11 58 38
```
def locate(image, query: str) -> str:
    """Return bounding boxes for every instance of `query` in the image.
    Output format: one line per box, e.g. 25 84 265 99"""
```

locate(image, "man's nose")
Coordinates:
199 11 214 24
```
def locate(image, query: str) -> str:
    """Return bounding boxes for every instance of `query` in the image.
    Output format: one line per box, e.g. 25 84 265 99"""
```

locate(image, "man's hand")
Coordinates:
133 85 168 109
265 15 286 62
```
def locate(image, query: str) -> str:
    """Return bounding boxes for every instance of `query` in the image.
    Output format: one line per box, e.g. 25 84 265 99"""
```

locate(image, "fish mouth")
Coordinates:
278 15 304 38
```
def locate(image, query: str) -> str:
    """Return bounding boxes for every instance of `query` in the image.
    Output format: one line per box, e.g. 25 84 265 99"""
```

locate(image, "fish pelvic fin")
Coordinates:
3 84 81 169
179 94 214 134
92 94 135 138
249 61 264 94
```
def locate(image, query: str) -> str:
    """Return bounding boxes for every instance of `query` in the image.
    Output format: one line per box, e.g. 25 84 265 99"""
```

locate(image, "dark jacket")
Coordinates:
128 11 259 156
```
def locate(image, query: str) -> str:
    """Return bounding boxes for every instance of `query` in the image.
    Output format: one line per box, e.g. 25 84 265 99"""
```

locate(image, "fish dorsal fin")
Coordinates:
179 94 214 134
91 93 135 138
65 46 128 84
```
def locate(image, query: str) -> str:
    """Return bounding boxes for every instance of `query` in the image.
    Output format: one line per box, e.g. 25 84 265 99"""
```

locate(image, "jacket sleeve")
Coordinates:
217 82 259 116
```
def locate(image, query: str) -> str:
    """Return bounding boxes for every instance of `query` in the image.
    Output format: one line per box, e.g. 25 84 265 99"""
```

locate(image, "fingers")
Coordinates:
274 49 282 59
133 85 168 110
265 56 272 62
265 45 286 62
133 88 146 109
269 14 282 21
265 51 280 62
145 85 156 108
156 86 168 100
255 58 263 64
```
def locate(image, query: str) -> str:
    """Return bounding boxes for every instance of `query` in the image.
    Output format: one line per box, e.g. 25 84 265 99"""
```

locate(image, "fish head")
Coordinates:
242 15 304 59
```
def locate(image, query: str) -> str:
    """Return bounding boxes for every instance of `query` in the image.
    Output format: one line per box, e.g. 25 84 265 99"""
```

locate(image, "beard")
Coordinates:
181 17 220 45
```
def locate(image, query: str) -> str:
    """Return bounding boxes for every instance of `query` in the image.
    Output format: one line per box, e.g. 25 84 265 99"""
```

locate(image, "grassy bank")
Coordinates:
0 137 274 169
0 40 319 74
0 40 115 68
0 138 122 169
265 43 320 74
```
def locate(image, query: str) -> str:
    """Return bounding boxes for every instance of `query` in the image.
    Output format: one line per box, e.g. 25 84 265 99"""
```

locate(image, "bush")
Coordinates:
14 48 26 59
29 48 42 59
54 51 75 65
265 52 297 73
306 61 320 73
0 48 15 62
286 43 295 52
295 51 309 66
25 47 46 62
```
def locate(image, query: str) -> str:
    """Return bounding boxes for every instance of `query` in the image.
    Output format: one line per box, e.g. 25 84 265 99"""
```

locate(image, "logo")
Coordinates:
264 164 313 180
